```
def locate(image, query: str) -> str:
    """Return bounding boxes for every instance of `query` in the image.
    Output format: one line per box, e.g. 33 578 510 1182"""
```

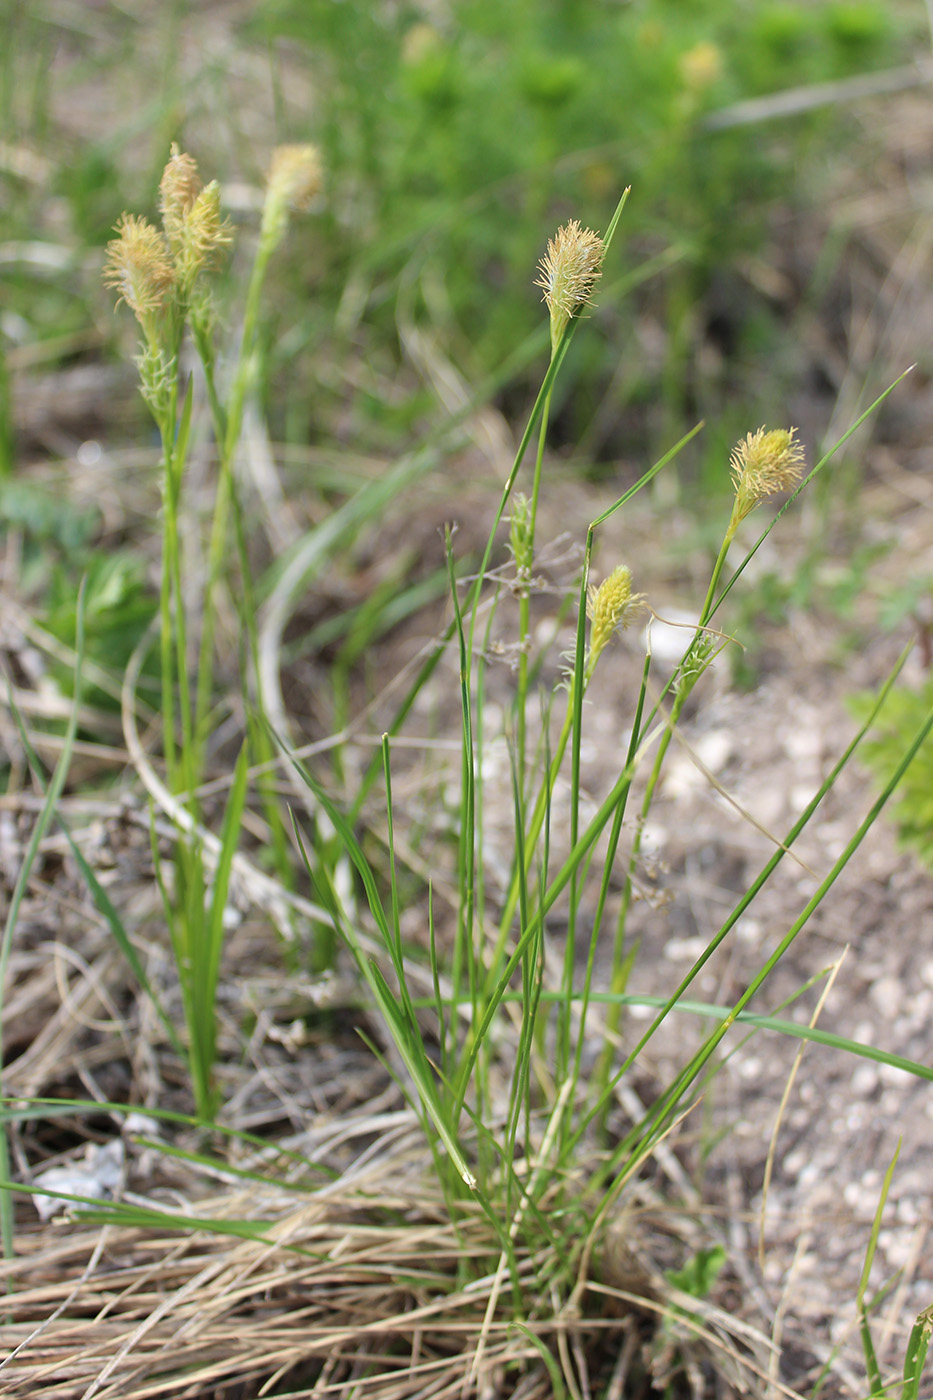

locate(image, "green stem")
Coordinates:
169 462 196 804
194 223 275 740
598 526 734 1076
157 382 183 792
568 649 650 1114
485 672 578 999
158 484 176 785
515 391 552 799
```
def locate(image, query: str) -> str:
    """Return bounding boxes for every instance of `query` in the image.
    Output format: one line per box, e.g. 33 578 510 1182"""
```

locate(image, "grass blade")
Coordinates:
857 1141 900 1397
290 811 477 1191
0 581 86 1266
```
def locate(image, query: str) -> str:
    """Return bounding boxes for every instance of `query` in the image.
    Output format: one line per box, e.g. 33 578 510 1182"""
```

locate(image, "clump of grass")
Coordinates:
272 197 933 1394
100 156 933 1388
103 142 322 1119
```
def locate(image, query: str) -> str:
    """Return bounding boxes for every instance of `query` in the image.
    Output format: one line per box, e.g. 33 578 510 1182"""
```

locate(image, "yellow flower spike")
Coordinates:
534 218 605 355
586 565 643 677
159 143 202 239
103 214 175 329
179 181 232 282
157 145 232 295
261 144 323 247
729 426 806 532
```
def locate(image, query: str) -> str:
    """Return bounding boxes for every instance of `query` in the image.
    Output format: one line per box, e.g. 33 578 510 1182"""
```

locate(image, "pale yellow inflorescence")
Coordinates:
262 144 323 245
729 426 805 528
269 144 323 209
103 213 175 322
105 145 233 335
182 184 230 267
159 144 202 232
158 144 231 287
535 219 605 353
586 564 642 674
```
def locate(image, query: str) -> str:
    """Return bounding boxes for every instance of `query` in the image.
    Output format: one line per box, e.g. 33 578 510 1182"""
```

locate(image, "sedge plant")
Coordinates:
94 151 933 1388
104 142 322 1119
283 185 933 1377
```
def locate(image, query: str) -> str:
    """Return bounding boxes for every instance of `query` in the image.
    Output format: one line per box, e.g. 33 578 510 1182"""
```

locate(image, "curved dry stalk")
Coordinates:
121 625 330 941
119 626 446 1001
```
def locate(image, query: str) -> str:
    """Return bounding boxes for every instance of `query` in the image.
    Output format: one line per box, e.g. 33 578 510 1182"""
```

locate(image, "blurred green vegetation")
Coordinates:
43 549 159 712
244 0 911 450
0 477 159 712
850 675 933 869
0 0 920 471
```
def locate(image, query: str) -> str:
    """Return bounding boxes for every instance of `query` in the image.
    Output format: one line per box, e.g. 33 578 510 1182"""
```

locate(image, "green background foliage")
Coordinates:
851 680 933 868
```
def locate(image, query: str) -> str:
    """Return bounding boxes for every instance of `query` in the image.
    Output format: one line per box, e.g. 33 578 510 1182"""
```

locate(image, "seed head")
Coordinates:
535 219 605 354
177 181 232 289
157 146 232 292
729 426 805 528
677 631 716 701
586 565 642 675
262 144 323 246
159 144 202 237
103 214 175 326
509 493 533 578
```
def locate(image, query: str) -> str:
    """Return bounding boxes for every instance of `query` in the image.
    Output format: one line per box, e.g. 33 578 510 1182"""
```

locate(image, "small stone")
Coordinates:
869 975 902 1020
850 1064 879 1097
